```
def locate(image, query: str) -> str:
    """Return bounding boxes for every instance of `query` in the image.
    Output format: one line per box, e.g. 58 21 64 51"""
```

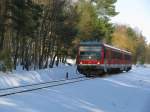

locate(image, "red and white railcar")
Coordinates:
76 41 132 76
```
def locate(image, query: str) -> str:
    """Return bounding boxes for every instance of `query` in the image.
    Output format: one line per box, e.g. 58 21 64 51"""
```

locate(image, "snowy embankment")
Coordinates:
0 59 80 89
0 64 150 112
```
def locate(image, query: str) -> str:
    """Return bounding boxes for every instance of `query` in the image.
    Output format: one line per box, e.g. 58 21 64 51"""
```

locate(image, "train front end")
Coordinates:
77 42 104 76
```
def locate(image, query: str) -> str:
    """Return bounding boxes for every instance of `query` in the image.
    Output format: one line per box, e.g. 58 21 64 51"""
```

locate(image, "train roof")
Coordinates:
79 41 102 46
103 44 132 55
79 41 131 55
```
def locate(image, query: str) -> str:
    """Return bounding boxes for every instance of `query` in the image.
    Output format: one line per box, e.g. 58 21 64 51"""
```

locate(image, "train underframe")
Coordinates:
77 64 132 77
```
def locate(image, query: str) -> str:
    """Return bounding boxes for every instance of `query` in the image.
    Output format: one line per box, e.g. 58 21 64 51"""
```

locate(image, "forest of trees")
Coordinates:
0 0 149 72
112 25 150 64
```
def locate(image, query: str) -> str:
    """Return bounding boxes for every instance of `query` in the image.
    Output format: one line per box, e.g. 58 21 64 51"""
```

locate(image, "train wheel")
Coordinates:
104 67 107 73
126 67 131 72
85 73 91 77
119 69 123 73
107 69 112 74
126 69 129 72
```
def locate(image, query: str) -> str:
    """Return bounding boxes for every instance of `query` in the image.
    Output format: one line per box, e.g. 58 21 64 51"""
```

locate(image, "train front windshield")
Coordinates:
79 46 101 60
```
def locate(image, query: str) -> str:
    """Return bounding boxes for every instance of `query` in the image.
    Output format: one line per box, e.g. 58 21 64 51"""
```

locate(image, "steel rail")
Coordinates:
0 76 92 97
0 76 85 91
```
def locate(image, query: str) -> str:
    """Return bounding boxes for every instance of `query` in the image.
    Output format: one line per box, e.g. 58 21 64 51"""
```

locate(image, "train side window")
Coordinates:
112 51 115 59
111 51 114 59
112 51 116 59
124 54 130 60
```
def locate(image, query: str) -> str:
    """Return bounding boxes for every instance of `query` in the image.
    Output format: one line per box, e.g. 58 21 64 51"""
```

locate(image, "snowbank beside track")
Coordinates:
0 65 81 89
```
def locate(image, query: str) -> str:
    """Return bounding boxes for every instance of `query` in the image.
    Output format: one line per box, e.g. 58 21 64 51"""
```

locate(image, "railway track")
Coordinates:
0 76 92 97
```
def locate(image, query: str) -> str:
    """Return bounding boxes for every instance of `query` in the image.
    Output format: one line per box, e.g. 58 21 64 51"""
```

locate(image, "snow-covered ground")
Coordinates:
0 65 150 112
0 65 80 89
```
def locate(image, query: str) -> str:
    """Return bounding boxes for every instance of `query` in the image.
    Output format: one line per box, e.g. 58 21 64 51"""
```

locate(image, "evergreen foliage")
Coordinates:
75 0 116 43
0 0 149 72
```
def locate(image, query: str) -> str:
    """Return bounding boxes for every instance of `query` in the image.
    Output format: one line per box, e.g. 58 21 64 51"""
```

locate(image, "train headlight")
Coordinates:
97 62 100 64
80 62 83 64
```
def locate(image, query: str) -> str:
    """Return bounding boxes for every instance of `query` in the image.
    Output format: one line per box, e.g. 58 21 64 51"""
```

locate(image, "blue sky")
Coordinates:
111 0 150 43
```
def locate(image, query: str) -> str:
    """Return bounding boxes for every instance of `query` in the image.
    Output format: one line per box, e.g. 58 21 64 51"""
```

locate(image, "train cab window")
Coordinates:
80 51 101 60
79 45 101 60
